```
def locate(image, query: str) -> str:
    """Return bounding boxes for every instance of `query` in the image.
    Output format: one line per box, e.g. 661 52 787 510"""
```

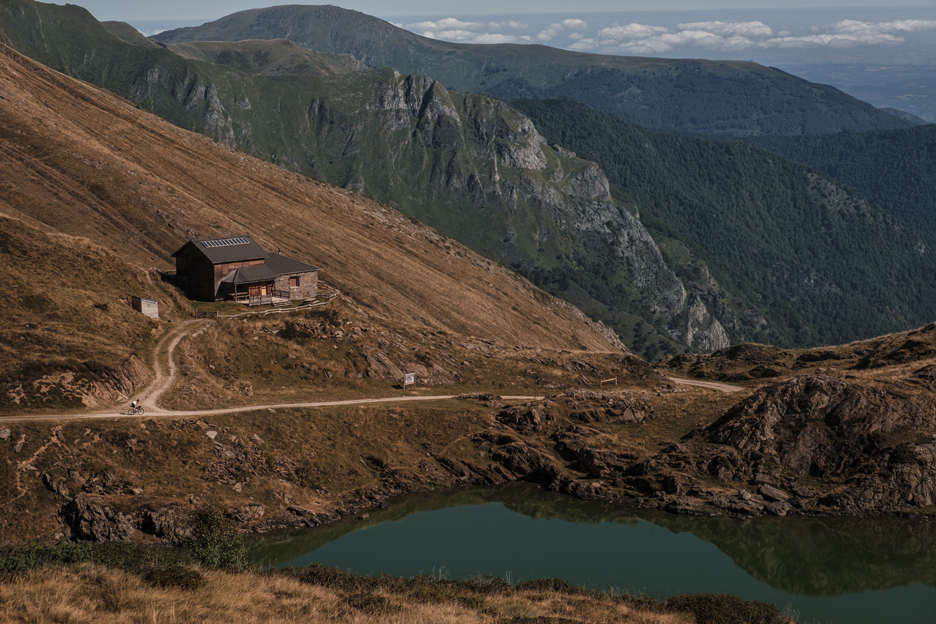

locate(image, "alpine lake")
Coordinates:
248 485 936 624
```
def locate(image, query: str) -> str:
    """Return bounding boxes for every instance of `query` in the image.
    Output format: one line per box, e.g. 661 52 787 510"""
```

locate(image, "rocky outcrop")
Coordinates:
129 67 236 146
497 404 551 433
4 355 153 410
63 493 136 542
696 374 936 513
686 294 730 352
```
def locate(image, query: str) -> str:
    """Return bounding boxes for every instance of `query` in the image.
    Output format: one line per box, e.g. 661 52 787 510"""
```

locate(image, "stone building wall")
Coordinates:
274 270 318 300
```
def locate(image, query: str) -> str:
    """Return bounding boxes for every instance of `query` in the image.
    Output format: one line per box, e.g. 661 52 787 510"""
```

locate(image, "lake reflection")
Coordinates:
249 486 936 624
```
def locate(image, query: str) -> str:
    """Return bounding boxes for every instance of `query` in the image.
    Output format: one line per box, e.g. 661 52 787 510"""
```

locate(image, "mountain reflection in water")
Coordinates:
248 485 936 620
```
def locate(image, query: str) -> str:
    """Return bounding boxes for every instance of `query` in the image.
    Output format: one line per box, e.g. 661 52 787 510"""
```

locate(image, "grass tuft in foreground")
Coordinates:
0 542 792 623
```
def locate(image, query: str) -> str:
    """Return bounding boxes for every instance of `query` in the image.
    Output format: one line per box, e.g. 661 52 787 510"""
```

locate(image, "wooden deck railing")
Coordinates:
247 289 291 307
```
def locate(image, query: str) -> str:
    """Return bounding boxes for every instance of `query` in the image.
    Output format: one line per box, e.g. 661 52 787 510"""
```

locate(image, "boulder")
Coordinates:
140 507 193 543
227 504 265 523
764 501 790 516
497 405 549 433
758 484 790 502
64 494 135 542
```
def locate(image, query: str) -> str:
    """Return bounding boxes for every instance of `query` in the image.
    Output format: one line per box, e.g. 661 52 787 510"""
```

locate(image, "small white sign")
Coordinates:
404 373 415 386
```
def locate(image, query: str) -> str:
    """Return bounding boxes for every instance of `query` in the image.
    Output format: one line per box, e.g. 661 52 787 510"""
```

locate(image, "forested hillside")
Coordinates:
743 126 936 247
511 97 936 346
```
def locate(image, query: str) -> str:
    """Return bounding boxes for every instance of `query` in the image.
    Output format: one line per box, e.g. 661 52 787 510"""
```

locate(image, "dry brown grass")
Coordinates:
0 565 694 624
0 41 618 363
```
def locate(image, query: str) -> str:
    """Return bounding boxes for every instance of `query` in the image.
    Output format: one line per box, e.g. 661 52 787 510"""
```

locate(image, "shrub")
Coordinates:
140 565 206 591
187 503 252 571
665 593 784 624
279 321 312 343
345 592 397 615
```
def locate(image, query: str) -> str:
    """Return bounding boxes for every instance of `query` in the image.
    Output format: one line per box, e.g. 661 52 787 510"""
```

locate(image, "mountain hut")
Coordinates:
171 235 318 305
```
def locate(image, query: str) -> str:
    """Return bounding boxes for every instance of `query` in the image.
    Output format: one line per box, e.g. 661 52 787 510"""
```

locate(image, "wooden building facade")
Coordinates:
172 235 318 302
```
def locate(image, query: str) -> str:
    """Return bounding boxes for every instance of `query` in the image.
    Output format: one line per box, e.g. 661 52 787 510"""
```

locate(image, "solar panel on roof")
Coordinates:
201 237 250 248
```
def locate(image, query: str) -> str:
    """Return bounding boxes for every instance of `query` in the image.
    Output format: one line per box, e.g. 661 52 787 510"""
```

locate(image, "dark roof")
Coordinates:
263 252 319 275
172 235 267 264
220 253 319 286
221 264 278 285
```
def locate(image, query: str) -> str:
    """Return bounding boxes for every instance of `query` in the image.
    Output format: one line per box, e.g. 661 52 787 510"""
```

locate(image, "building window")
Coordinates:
289 276 300 288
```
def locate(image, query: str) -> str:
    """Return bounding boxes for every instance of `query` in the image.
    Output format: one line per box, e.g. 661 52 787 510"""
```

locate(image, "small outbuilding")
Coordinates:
171 235 319 303
131 296 159 319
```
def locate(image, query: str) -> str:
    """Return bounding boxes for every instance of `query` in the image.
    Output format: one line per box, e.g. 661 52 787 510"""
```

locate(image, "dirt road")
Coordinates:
0 395 547 423
666 376 744 393
0 321 741 423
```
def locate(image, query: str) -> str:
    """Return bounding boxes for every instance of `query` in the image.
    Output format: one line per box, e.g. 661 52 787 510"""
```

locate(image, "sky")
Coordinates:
387 8 936 64
55 1 936 23
55 1 936 119
61 1 936 66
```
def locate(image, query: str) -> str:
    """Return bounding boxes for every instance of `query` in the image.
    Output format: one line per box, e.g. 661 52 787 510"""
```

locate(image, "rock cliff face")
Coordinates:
127 61 725 353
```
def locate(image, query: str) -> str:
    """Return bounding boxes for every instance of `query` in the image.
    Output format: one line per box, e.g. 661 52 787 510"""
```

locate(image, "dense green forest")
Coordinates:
487 66 916 137
511 97 936 346
742 126 936 246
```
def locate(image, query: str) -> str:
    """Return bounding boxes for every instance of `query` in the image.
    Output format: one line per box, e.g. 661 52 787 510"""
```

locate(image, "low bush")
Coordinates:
345 592 397 615
187 503 252 571
139 565 206 591
665 593 784 624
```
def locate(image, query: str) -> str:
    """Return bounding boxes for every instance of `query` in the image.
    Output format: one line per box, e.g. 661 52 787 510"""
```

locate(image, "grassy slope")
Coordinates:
0 42 618 358
0 1 695 357
5 563 762 624
150 4 914 137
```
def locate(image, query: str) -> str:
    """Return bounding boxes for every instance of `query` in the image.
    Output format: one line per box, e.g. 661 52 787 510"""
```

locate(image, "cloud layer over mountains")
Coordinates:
400 14 936 57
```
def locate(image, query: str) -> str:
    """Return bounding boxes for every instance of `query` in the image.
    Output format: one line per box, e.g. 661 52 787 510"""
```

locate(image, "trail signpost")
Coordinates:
403 373 415 388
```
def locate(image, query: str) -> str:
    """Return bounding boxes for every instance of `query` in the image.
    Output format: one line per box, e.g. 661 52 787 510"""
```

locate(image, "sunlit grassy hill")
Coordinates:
0 40 628 409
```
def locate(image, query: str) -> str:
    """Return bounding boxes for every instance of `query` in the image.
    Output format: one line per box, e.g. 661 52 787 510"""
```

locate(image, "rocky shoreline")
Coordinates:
36 371 934 546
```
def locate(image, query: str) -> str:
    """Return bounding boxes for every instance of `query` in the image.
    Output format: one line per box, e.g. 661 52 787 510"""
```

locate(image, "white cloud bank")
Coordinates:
407 16 529 44
401 16 936 55
578 18 936 54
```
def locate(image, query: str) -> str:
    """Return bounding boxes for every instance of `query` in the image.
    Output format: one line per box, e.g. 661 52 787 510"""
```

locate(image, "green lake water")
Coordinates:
248 486 936 624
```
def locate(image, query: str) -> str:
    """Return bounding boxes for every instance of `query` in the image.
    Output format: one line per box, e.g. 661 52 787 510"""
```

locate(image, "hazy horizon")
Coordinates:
64 1 936 121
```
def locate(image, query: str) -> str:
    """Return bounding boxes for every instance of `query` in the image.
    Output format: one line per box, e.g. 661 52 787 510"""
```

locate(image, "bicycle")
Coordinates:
128 404 144 416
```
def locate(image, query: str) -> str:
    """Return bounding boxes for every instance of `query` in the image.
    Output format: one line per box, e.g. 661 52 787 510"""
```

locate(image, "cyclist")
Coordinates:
130 399 140 412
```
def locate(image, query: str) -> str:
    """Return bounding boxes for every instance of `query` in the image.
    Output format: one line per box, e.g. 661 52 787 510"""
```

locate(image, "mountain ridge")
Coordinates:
4 0 933 358
153 3 916 137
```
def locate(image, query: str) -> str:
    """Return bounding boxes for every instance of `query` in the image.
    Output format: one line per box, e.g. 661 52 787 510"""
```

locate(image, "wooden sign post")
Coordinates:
403 373 415 388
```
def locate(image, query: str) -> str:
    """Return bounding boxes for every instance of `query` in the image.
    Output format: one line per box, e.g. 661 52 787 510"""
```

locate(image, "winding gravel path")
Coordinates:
0 322 742 424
